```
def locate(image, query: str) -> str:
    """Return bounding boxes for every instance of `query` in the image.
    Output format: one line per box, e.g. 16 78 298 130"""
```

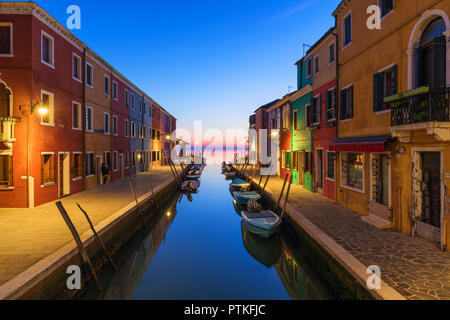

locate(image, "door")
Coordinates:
421 152 441 228
97 156 102 185
120 154 125 178
298 152 304 186
58 153 70 197
316 149 323 191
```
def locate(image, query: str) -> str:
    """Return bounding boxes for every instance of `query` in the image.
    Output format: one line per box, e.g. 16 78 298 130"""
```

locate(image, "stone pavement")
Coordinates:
251 172 450 300
0 167 178 287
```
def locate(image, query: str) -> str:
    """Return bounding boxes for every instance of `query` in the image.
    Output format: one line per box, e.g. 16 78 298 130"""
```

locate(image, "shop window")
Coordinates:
341 153 364 190
0 155 13 187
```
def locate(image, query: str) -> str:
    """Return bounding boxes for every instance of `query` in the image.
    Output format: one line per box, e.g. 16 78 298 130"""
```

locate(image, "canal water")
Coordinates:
76 165 337 300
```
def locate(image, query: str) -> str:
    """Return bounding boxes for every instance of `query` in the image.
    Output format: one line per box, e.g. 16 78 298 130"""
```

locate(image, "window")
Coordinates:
125 119 129 137
281 151 286 169
72 153 82 179
131 122 136 138
293 110 298 130
41 31 54 67
282 105 290 130
306 58 312 77
340 86 353 120
305 104 311 128
130 94 135 109
125 152 129 168
342 153 364 190
325 88 337 120
329 43 335 63
312 95 321 125
104 151 111 169
157 130 161 141
112 115 118 136
0 23 13 55
343 13 352 47
327 152 336 180
304 151 312 174
113 151 118 172
380 0 394 17
41 153 55 185
41 91 54 125
72 102 81 130
139 125 143 139
112 81 118 100
140 100 143 113
315 57 319 73
124 89 129 107
104 75 110 97
292 151 299 171
142 125 146 139
132 152 136 167
416 18 446 88
152 128 156 140
86 106 93 132
72 54 81 81
157 151 160 161
85 152 95 176
104 112 110 134
373 154 389 206
86 63 93 87
373 65 397 112
0 155 13 187
152 151 156 162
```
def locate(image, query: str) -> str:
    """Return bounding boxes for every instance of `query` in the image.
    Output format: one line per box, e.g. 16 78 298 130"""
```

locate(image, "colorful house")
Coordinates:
291 57 313 192
307 27 337 201
151 103 162 167
253 99 280 168
332 0 450 250
0 2 176 208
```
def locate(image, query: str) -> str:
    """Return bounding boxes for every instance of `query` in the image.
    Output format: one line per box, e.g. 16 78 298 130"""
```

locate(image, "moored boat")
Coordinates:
233 191 261 205
230 178 250 191
241 210 281 238
181 180 200 193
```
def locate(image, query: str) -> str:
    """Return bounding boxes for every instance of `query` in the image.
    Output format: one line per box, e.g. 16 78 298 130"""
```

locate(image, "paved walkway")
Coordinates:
0 167 178 287
250 172 450 300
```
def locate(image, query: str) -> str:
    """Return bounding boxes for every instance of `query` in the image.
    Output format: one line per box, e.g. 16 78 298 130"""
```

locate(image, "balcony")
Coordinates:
386 87 450 142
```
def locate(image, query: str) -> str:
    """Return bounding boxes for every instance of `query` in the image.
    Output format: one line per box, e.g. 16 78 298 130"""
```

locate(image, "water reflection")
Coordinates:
76 165 336 300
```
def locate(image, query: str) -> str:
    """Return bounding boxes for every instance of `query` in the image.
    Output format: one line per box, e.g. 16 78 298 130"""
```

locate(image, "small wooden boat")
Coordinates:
187 169 200 176
230 178 250 191
225 171 236 178
241 210 281 238
185 174 201 180
181 180 200 193
233 191 261 205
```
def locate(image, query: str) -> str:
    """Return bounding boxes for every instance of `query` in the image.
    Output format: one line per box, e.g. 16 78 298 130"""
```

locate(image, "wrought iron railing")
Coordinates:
387 87 450 126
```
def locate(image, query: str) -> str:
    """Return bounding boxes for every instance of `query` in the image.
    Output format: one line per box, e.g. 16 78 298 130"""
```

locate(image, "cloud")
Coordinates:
269 0 317 22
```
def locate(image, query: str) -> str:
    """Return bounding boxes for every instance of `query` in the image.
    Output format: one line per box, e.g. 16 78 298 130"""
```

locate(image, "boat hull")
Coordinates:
233 192 261 205
241 211 281 239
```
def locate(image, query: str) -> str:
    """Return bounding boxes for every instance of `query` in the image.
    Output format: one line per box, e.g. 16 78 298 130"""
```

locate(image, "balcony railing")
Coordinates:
386 87 450 127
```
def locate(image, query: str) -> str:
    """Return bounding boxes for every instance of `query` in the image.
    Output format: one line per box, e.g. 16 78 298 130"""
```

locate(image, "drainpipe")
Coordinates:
82 48 87 190
333 18 339 203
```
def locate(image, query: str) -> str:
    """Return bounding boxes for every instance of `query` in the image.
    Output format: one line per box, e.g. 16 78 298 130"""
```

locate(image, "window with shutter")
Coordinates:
0 25 11 55
373 66 397 112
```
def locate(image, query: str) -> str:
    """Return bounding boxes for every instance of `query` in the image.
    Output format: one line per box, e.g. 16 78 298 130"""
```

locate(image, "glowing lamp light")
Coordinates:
167 211 171 217
271 131 278 137
166 135 171 141
37 107 48 116
137 154 142 159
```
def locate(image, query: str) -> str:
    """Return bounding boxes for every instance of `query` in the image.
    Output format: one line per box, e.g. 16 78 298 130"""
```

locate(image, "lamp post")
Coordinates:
19 101 48 208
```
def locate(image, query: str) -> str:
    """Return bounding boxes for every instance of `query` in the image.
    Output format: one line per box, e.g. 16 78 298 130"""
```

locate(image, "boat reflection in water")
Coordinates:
241 222 336 300
76 195 179 300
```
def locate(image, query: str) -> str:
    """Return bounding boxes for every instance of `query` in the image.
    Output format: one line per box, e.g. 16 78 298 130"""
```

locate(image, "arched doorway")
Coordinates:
0 82 11 117
408 10 450 89
416 17 447 88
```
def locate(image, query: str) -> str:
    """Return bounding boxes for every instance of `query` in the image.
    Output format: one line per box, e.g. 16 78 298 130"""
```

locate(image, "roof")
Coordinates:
254 99 281 113
332 0 350 17
306 27 336 55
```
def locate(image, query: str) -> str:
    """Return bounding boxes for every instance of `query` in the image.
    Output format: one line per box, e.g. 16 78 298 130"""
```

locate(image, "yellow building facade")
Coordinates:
333 0 450 250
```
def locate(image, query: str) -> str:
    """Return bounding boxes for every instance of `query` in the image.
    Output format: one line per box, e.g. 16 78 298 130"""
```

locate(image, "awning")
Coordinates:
0 141 10 150
329 136 391 153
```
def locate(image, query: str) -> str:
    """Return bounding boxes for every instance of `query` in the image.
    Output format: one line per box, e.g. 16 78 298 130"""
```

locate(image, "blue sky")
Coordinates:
34 0 340 133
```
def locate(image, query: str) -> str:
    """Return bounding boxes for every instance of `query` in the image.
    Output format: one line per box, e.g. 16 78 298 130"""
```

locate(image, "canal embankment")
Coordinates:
0 167 183 300
234 166 450 300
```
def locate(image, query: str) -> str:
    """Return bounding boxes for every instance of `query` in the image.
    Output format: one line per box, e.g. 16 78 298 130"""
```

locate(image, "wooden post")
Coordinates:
246 165 254 182
128 180 147 228
149 175 158 211
262 175 271 193
76 203 118 272
275 174 289 212
168 162 180 186
281 175 293 219
55 201 102 292
258 173 263 187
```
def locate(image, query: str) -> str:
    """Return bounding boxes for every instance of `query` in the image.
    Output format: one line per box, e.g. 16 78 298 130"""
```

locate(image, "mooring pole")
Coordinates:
281 175 293 219
168 162 180 186
128 180 147 229
262 175 271 193
148 175 158 211
55 201 103 293
275 174 289 212
76 203 118 272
